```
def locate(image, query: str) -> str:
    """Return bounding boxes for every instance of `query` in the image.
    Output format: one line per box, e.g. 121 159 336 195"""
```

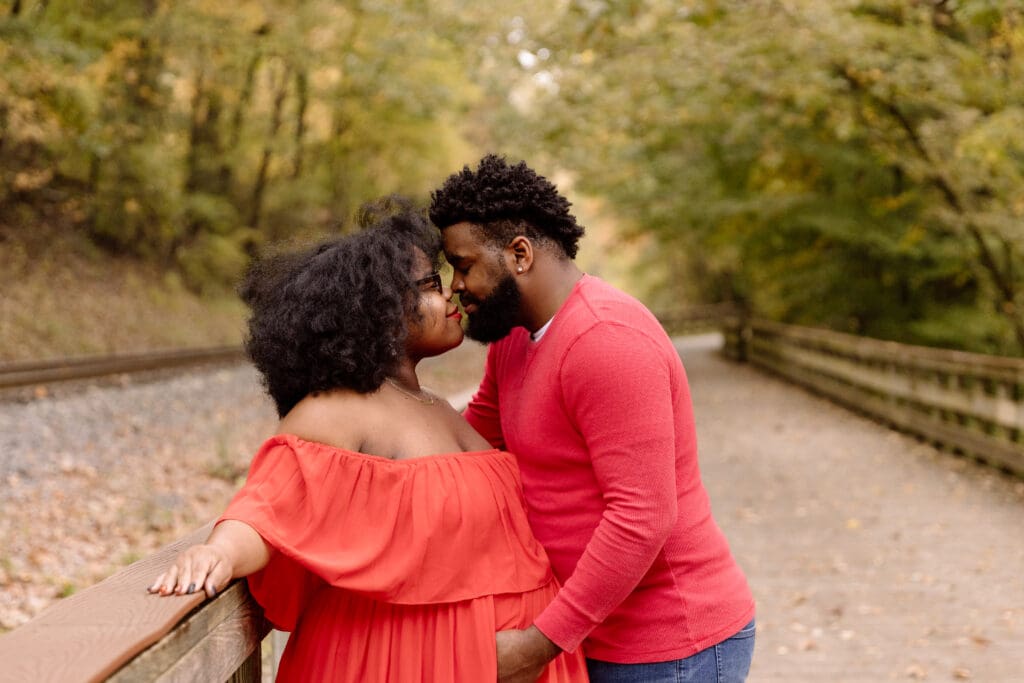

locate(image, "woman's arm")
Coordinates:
148 519 271 599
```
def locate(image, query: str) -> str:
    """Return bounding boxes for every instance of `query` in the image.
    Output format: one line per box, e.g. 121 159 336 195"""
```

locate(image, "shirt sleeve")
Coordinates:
532 322 680 652
462 344 506 450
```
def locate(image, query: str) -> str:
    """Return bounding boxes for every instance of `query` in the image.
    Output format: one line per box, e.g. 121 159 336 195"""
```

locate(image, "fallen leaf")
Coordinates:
905 663 927 679
798 638 817 651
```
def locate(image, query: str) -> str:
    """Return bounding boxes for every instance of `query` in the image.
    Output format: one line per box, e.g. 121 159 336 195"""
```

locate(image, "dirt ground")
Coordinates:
679 334 1024 682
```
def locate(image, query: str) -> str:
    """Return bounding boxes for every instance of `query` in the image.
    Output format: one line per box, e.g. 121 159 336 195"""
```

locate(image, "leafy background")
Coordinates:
2 0 1022 357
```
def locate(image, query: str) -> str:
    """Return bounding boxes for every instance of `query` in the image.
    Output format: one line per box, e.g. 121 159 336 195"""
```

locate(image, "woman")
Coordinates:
149 200 588 682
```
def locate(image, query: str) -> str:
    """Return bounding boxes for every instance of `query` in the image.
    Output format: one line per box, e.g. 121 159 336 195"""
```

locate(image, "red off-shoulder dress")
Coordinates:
219 434 588 682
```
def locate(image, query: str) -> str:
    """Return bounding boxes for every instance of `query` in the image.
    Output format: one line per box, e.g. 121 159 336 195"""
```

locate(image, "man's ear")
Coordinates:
505 236 534 274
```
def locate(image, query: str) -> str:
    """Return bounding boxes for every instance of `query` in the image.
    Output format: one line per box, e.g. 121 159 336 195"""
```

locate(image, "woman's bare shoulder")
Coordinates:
276 389 383 451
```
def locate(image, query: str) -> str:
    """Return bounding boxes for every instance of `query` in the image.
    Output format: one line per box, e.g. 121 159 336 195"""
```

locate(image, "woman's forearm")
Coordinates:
150 519 271 598
207 519 272 577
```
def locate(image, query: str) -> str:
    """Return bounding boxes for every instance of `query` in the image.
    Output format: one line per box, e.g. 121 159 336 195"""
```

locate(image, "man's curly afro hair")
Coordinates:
239 197 442 417
428 154 585 259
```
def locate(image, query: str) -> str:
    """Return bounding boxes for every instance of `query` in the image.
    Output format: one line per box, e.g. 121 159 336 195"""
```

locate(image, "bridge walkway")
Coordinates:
679 334 1023 682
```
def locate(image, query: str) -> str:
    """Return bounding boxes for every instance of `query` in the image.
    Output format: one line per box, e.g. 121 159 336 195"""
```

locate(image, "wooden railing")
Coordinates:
654 302 739 337
724 318 1024 477
0 523 270 683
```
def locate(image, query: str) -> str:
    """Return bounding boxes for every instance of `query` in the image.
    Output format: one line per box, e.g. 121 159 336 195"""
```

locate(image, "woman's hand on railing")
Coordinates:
148 543 233 599
148 520 271 600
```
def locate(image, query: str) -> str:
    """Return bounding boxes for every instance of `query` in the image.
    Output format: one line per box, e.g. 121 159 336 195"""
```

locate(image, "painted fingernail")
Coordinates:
186 583 196 594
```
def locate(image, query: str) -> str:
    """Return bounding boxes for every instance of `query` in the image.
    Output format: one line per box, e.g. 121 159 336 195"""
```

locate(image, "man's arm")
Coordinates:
496 626 562 682
462 344 506 449
516 322 680 662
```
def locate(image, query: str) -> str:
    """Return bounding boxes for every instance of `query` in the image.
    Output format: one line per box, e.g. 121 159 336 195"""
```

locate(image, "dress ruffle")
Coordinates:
218 434 587 682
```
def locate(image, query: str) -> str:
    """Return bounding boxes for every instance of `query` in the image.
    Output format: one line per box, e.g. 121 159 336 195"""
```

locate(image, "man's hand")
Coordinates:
496 625 561 682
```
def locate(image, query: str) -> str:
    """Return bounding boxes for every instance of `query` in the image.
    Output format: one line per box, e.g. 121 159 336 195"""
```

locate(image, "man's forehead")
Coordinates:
442 221 485 257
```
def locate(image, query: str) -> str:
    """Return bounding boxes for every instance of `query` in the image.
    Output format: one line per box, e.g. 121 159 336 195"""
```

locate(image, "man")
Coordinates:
429 155 755 683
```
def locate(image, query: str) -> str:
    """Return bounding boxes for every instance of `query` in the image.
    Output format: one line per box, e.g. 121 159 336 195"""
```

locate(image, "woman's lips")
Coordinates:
447 310 463 321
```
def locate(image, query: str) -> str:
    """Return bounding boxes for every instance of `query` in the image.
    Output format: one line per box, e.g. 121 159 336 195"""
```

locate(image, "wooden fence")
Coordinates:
654 302 738 337
724 318 1024 478
0 523 270 683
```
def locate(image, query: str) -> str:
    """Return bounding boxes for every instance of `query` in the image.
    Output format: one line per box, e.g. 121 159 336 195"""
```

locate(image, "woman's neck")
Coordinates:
390 360 422 391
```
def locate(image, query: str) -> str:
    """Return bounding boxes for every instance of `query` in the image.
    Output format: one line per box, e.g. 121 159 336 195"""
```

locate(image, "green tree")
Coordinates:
495 0 1024 354
0 0 490 290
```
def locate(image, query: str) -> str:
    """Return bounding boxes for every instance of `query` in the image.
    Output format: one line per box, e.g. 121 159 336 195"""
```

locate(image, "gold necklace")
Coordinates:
386 377 437 405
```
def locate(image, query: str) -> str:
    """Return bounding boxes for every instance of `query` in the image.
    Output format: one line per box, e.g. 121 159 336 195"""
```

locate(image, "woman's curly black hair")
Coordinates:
239 197 442 417
428 154 585 259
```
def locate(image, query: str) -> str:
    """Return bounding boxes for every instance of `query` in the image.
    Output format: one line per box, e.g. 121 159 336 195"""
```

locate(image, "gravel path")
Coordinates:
0 365 274 483
680 334 1024 682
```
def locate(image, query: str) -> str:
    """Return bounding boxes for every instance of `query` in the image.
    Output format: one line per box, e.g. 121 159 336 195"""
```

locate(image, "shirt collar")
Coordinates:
530 316 555 342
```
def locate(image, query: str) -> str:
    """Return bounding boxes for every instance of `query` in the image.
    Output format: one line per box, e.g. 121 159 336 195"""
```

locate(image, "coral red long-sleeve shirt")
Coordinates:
464 275 755 663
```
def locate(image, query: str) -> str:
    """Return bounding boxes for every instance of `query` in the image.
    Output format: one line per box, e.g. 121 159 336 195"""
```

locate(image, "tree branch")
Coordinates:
837 63 1024 348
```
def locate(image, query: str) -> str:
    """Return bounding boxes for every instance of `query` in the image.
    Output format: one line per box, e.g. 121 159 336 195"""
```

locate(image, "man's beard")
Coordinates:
462 273 522 343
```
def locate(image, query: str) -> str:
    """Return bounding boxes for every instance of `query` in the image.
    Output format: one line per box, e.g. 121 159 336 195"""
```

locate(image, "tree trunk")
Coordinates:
292 70 308 179
229 52 261 150
248 61 291 230
0 104 7 155
184 66 207 196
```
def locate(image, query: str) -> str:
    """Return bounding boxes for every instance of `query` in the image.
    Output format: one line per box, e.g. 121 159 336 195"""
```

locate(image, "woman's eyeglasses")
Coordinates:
414 272 443 294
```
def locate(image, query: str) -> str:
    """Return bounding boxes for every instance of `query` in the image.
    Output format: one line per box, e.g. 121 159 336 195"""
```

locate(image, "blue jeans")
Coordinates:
586 619 755 683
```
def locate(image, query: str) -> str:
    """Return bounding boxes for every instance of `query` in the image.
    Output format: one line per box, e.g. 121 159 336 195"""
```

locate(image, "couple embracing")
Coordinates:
150 155 755 683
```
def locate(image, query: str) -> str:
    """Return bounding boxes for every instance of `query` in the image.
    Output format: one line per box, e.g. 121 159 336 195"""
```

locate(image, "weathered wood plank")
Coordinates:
108 579 269 683
750 342 1024 477
751 320 1024 379
755 338 1024 430
0 524 213 683
226 649 263 683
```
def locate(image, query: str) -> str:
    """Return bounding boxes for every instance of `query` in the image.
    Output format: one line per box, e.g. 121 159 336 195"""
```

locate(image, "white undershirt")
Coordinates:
530 316 555 342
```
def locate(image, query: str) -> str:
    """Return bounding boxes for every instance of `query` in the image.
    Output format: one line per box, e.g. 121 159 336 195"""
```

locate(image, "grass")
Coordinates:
0 221 248 362
206 431 249 483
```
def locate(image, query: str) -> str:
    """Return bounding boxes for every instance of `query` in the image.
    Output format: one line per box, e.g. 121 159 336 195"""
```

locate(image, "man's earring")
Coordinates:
516 266 524 273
